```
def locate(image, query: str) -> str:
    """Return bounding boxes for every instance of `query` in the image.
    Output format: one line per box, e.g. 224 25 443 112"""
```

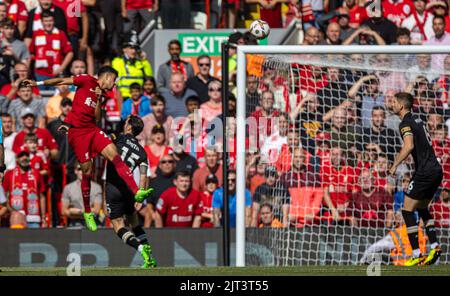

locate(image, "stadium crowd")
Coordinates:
0 0 449 233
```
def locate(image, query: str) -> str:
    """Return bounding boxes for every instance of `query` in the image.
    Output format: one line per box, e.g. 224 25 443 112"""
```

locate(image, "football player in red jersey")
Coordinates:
23 67 153 231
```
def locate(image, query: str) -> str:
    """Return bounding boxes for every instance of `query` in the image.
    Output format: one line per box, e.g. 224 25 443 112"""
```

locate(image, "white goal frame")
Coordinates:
235 45 450 267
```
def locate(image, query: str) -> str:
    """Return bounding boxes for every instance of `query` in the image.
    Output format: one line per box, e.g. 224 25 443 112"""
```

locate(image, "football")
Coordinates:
249 19 270 40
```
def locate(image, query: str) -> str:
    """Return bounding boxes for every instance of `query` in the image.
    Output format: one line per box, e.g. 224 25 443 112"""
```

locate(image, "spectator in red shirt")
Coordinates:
144 125 172 176
373 153 395 195
261 112 289 166
24 0 68 47
122 0 158 35
29 10 74 89
12 108 58 160
275 129 300 173
199 174 218 228
430 182 450 227
250 90 280 151
246 0 283 28
3 0 29 37
348 168 394 227
432 124 450 183
342 0 368 28
321 146 358 224
155 170 202 227
280 147 323 227
3 148 47 228
0 63 40 106
23 133 49 182
383 0 414 27
53 0 89 60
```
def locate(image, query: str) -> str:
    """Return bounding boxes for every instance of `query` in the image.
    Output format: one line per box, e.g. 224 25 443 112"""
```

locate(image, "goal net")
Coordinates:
235 46 450 266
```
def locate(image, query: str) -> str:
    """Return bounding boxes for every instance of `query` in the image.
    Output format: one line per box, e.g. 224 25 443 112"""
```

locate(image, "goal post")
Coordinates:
236 45 450 267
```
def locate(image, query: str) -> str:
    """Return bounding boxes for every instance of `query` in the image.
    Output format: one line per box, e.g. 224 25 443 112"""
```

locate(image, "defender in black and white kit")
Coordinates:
106 132 148 219
390 92 443 266
105 115 156 268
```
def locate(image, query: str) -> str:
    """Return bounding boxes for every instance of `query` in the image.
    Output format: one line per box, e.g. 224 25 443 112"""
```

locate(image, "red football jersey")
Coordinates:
383 0 413 27
347 5 368 28
0 83 40 98
156 187 203 227
65 75 101 128
7 0 28 24
30 153 48 181
29 28 73 77
200 191 214 228
53 0 87 35
321 162 357 206
12 128 58 155
126 0 152 10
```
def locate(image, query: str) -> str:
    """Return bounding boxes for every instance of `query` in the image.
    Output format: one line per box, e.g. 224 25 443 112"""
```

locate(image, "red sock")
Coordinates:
112 155 139 194
81 174 92 213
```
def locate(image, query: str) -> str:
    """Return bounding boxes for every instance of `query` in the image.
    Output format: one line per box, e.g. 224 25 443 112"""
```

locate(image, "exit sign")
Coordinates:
179 32 268 57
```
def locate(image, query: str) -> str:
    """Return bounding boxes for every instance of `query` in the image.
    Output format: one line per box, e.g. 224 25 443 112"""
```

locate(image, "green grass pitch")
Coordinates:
1 265 450 276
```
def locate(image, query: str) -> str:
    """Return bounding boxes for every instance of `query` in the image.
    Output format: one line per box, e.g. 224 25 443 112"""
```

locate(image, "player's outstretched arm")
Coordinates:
22 77 74 87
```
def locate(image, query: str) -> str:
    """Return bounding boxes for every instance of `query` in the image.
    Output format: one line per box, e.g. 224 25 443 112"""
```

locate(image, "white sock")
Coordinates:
413 248 421 258
430 242 439 250
138 245 143 253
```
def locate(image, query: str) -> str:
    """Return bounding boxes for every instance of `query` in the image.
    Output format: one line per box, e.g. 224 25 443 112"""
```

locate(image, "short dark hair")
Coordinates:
434 15 446 24
435 123 445 131
395 92 414 110
18 81 32 90
243 31 258 45
396 27 410 38
144 76 157 93
185 95 200 106
40 9 54 20
168 39 181 49
151 94 166 106
175 170 191 179
97 66 118 78
24 133 38 143
129 83 142 91
228 31 244 44
1 18 14 28
228 93 236 102
1 112 11 118
260 203 273 212
127 115 144 136
372 105 386 114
